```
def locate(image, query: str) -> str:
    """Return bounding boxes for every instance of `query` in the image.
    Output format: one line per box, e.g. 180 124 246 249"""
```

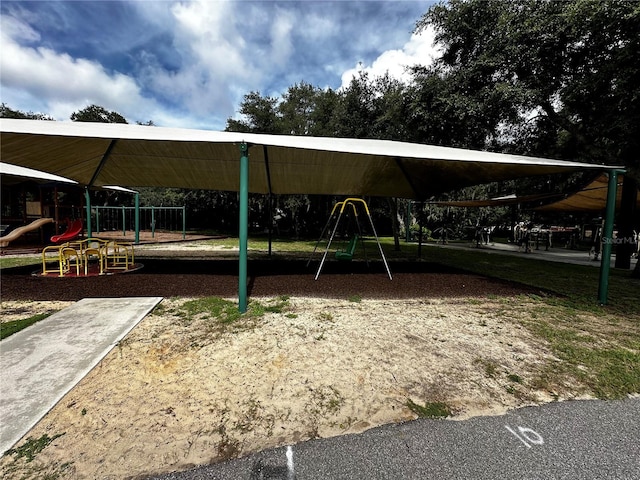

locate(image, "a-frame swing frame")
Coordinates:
308 198 393 280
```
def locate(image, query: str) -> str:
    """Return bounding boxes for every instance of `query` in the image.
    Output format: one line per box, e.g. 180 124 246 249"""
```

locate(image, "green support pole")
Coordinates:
417 201 424 258
95 207 100 234
598 169 621 305
122 205 126 236
135 193 140 245
85 188 92 238
151 206 155 238
182 206 186 240
238 143 249 313
405 201 411 243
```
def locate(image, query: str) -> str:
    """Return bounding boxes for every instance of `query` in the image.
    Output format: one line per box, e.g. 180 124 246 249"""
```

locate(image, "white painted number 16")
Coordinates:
505 425 544 448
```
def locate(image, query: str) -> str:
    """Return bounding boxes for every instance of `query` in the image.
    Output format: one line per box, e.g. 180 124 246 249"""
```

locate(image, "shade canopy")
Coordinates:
0 161 77 186
429 192 565 208
534 173 639 212
0 119 619 200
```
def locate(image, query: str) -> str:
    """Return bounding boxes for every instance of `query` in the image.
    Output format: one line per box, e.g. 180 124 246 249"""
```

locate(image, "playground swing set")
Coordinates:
308 198 392 280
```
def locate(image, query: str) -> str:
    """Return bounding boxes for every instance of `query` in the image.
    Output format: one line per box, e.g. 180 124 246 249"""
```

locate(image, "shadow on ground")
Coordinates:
1 258 541 301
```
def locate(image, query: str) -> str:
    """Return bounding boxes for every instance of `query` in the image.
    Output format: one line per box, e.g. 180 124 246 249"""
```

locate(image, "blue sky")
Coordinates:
1 1 439 130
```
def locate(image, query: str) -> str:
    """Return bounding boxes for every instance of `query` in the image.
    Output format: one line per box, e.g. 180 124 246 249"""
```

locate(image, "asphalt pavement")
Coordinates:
154 397 640 479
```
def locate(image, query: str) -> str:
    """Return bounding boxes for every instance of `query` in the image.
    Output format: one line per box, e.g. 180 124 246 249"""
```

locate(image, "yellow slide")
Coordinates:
0 218 54 247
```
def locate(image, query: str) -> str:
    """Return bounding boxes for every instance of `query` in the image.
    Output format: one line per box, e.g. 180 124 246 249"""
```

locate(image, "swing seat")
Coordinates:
335 235 358 261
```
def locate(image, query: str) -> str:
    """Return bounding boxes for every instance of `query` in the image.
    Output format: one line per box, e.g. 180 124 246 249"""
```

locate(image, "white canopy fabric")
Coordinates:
0 161 77 185
0 162 138 195
0 119 619 199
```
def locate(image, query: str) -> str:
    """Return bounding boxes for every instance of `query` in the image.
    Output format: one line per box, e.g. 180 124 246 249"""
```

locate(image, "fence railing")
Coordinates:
90 206 186 239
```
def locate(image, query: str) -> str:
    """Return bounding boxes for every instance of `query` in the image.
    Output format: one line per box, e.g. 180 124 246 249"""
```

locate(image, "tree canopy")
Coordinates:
0 103 53 121
70 104 128 124
414 0 640 176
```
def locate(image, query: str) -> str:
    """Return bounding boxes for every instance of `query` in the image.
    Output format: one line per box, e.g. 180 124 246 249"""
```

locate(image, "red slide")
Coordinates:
51 218 83 243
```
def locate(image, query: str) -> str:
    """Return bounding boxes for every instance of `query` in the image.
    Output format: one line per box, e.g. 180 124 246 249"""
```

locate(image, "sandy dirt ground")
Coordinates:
0 293 569 480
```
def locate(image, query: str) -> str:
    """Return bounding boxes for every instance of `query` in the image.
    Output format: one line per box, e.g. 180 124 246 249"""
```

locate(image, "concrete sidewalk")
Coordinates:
425 240 638 269
0 297 162 454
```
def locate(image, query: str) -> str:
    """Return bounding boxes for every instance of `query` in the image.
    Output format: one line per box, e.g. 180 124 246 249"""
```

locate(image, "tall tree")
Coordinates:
70 104 128 123
332 72 377 138
415 0 640 164
370 74 413 141
0 103 53 120
306 88 341 137
278 82 321 136
225 92 279 133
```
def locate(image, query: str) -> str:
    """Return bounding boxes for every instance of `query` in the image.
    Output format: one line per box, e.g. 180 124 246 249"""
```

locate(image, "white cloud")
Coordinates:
298 13 338 41
0 14 40 43
340 26 441 89
0 14 161 124
136 1 253 119
1 1 435 130
268 8 295 68
135 0 299 123
0 2 241 128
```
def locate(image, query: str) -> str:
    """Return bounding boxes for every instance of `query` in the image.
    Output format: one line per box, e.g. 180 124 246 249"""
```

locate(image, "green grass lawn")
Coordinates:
0 255 41 269
416 244 639 316
1 313 52 341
